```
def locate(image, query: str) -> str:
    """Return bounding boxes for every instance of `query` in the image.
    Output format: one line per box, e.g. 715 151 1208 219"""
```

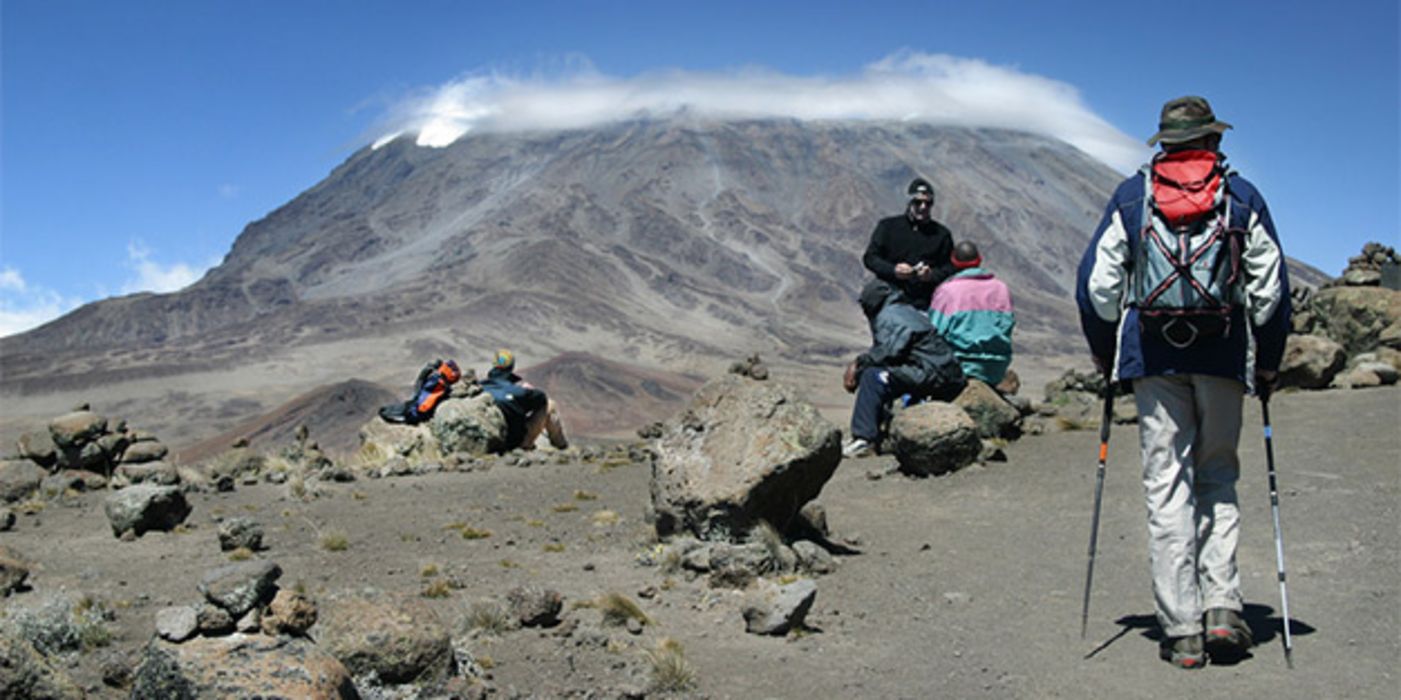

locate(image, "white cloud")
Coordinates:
218 183 240 199
373 50 1147 172
0 267 82 338
120 242 213 295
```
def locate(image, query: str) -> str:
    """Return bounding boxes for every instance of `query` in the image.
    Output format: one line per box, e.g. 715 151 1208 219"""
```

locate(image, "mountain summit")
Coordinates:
2 119 1129 443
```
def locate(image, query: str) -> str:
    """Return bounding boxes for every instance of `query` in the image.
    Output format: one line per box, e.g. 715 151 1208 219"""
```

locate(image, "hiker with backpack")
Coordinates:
378 359 463 425
928 241 1015 386
1075 96 1291 669
863 178 957 311
480 349 568 451
841 279 966 458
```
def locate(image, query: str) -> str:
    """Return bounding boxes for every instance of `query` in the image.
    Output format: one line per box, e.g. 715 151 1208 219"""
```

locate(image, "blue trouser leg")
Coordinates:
850 367 898 441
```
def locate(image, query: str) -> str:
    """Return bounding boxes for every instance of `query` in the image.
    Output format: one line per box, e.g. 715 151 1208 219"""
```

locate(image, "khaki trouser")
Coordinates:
522 399 568 450
1133 374 1245 637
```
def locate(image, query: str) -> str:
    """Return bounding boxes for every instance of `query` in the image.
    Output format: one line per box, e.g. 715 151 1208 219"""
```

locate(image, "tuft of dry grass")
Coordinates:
542 542 565 553
525 518 545 528
572 489 598 501
421 578 451 598
228 547 254 562
551 503 579 513
420 563 440 578
320 531 349 552
498 559 519 569
596 592 651 627
466 599 511 636
592 510 620 526
643 637 696 692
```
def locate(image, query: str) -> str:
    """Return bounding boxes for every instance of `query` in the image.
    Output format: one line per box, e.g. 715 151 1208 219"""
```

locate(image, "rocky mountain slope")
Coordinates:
0 119 1325 446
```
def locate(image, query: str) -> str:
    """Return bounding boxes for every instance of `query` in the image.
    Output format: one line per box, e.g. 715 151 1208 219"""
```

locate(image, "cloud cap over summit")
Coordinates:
373 51 1146 172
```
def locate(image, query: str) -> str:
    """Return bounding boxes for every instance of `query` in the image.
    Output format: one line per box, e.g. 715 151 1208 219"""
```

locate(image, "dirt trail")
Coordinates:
2 386 1396 698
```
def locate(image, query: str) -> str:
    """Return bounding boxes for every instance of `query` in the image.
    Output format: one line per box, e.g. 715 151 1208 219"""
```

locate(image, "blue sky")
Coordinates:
2 0 1397 337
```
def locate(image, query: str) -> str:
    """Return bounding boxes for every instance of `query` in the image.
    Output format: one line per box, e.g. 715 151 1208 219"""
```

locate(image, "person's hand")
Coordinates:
915 262 933 282
1255 368 1278 398
843 360 859 394
894 262 914 280
1091 355 1109 376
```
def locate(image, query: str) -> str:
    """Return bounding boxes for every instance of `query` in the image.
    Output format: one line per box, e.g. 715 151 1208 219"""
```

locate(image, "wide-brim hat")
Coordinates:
1146 96 1232 146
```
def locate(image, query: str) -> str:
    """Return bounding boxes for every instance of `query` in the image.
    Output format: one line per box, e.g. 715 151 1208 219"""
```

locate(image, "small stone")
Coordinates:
155 605 199 642
625 617 643 635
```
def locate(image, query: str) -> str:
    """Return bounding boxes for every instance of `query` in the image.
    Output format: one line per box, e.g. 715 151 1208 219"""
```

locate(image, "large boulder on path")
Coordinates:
650 375 842 541
199 561 282 618
47 410 106 449
1278 334 1347 390
15 431 57 470
0 460 45 503
103 484 191 537
317 591 453 685
953 380 1022 439
885 402 982 477
0 630 84 700
430 394 508 456
357 419 438 463
742 578 817 635
130 635 356 699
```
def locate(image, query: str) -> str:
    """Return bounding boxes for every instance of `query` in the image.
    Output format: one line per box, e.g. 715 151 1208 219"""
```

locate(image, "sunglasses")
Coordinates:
910 199 932 208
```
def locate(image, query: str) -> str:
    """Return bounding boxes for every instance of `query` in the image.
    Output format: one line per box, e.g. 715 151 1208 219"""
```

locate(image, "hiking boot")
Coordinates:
1204 608 1253 659
1159 634 1206 669
842 438 874 458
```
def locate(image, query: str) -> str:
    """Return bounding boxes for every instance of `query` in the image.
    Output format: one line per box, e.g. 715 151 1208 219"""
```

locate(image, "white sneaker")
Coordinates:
842 438 874 458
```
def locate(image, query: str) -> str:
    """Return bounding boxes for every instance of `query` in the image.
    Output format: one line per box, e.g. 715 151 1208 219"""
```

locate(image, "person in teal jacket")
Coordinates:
927 241 1014 385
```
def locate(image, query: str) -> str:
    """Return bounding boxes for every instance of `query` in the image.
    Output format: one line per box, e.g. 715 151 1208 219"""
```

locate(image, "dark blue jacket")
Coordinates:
480 367 547 448
1075 166 1291 389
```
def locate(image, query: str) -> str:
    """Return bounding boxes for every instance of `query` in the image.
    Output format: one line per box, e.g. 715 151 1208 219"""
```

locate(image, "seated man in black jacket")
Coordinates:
479 349 568 451
842 280 966 457
862 178 957 310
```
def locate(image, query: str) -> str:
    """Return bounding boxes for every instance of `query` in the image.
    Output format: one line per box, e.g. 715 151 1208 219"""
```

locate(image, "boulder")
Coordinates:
199 561 282 618
54 440 110 472
1333 367 1382 389
651 375 841 540
218 517 265 552
113 461 180 488
1278 334 1347 390
0 460 45 503
1307 286 1401 357
155 606 200 643
885 402 982 477
430 394 508 456
260 589 318 637
792 540 837 574
196 604 236 637
1355 360 1400 385
952 380 1022 439
1 545 31 596
96 433 132 464
130 635 356 699
43 469 106 493
317 592 453 684
742 578 817 635
47 410 106 449
120 440 169 464
104 484 192 537
506 586 563 628
15 431 57 470
0 630 84 700
357 420 438 463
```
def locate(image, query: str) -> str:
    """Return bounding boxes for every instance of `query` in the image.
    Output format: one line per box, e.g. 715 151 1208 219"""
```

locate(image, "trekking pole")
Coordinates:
1260 387 1295 668
1080 373 1116 639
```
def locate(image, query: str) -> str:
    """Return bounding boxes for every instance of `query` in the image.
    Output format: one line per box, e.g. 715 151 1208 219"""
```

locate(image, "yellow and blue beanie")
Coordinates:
492 349 515 372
